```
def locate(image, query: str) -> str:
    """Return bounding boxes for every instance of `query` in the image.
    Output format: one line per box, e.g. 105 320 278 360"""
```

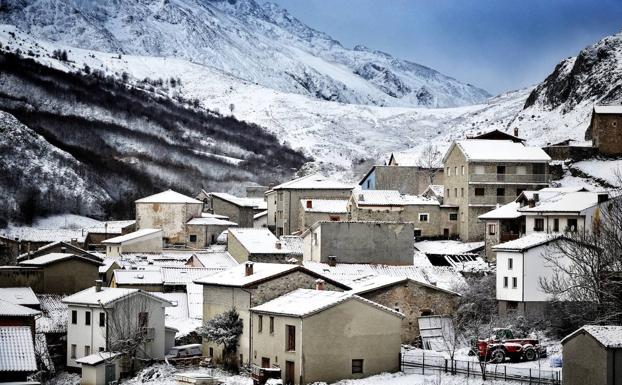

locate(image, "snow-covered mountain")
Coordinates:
0 0 490 108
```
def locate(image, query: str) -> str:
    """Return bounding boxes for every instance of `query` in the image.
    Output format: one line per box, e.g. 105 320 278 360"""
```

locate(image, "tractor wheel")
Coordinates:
524 347 537 361
489 349 506 363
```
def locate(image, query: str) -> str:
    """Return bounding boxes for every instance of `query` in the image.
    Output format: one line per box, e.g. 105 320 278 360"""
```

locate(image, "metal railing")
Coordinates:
470 174 548 183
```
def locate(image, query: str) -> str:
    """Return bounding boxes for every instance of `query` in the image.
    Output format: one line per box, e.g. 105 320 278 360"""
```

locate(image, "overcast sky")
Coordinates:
270 0 622 95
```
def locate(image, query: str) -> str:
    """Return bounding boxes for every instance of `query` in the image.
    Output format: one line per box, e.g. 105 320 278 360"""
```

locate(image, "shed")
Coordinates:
75 352 121 385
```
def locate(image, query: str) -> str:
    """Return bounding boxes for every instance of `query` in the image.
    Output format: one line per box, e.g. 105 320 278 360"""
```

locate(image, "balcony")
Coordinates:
469 173 548 184
469 195 517 205
500 232 520 242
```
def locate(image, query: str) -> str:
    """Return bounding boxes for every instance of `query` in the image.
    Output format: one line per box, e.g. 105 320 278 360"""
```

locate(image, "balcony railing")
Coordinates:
469 195 517 205
470 173 548 184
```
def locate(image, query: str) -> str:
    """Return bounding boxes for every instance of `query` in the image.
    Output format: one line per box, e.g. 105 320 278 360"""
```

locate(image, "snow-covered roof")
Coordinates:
562 325 622 348
423 185 444 197
201 212 229 219
279 236 304 256
348 275 459 296
16 241 99 262
414 240 484 255
389 152 420 166
254 210 268 219
0 287 39 307
593 105 622 114
86 220 136 234
113 269 163 285
228 228 289 254
194 262 299 287
62 286 172 307
352 190 439 206
36 294 67 334
20 253 103 266
251 288 403 318
270 173 353 191
446 140 551 163
210 192 267 209
189 252 238 268
102 229 162 244
0 227 87 243
492 233 561 252
519 191 605 213
478 202 522 220
135 189 202 204
0 299 40 317
99 258 120 273
187 217 238 226
0 326 37 372
162 267 222 285
152 292 189 319
76 352 119 366
301 199 348 213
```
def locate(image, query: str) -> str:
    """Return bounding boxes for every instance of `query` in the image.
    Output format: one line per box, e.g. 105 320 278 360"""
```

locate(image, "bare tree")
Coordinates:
417 144 442 184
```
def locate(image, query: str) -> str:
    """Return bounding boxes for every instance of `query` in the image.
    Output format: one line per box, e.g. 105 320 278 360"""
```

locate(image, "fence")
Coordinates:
401 351 561 385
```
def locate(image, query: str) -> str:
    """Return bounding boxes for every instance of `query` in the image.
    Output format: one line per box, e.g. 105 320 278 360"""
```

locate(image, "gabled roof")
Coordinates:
388 152 420 167
269 173 353 191
187 217 238 226
228 228 288 254
352 190 439 206
86 220 136 235
0 326 37 372
348 275 459 296
19 253 103 266
492 233 561 252
16 241 100 262
593 105 622 114
0 299 40 317
113 269 162 285
478 202 522 220
423 185 444 197
210 193 267 210
187 252 238 268
467 129 525 142
562 325 622 348
76 352 119 366
161 267 223 285
250 288 403 319
194 262 350 290
0 287 39 307
135 189 202 204
62 286 173 307
518 191 606 214
301 199 348 213
443 140 551 163
102 229 162 244
99 258 121 273
415 240 484 256
358 165 377 185
254 211 268 220
279 236 304 256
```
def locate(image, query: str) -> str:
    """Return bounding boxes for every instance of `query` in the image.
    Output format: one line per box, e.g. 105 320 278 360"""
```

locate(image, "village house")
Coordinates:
194 262 350 365
186 216 237 248
195 189 211 211
561 325 622 385
16 241 101 263
542 139 595 161
0 228 87 264
135 190 203 244
302 221 414 265
299 199 348 230
0 287 40 310
266 174 353 236
210 192 267 228
0 326 38 381
254 211 268 228
250 288 403 385
63 283 173 369
0 297 40 340
185 251 238 269
466 128 525 142
75 352 122 385
442 139 551 241
349 275 459 344
84 220 136 249
227 228 291 263
588 105 622 156
347 190 458 238
102 229 163 258
99 258 121 286
19 253 103 295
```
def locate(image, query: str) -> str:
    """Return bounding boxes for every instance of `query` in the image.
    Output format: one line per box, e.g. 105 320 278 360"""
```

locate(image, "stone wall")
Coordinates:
250 271 345 306
0 267 43 292
211 197 255 228
373 166 444 195
350 204 442 238
592 113 622 155
135 202 202 244
186 223 231 248
277 189 352 235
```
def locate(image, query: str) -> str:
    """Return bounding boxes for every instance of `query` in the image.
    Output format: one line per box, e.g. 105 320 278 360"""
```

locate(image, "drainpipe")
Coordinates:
299 317 304 385
241 287 253 367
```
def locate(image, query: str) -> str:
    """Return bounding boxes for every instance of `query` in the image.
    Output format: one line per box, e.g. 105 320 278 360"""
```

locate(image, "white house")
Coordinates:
101 229 163 258
62 282 173 369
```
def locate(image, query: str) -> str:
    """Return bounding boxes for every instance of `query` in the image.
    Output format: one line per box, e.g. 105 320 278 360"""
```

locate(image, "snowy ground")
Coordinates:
573 158 622 186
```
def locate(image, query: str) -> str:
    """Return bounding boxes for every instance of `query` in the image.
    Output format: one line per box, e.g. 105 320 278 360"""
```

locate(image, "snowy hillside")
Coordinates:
0 0 490 108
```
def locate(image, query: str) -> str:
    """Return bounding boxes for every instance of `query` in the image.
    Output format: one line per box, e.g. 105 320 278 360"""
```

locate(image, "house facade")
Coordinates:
589 105 622 156
186 216 237 248
101 229 163 258
210 192 266 228
299 199 348 230
19 253 103 295
359 165 444 195
227 228 291 263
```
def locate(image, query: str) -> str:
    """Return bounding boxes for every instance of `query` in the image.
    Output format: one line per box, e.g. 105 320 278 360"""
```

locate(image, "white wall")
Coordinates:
66 306 107 368
496 251 524 302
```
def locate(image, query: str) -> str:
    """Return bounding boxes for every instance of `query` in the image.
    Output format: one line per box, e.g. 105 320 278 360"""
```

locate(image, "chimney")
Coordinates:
528 199 536 208
275 241 282 250
514 127 519 137
315 279 325 291
95 280 103 292
358 193 365 202
533 193 539 202
245 261 254 276
598 193 609 204
328 256 337 267
306 200 313 209
60 246 67 253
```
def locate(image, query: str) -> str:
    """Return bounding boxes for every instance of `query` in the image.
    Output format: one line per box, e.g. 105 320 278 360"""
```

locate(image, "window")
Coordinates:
419 213 429 222
138 312 149 328
258 315 263 333
512 277 518 289
313 233 318 246
84 345 90 356
209 347 214 357
474 188 485 196
567 218 578 232
533 163 545 175
448 167 451 176
72 310 77 324
553 218 559 232
352 359 364 374
414 229 422 237
71 344 76 359
503 277 508 288
461 166 465 175
497 165 506 174
329 215 340 221
286 325 296 351
99 347 105 352
454 188 458 197
461 188 464 197
508 258 513 270
99 312 105 327
85 311 91 326
454 167 458 176
449 213 458 221
269 316 274 334
446 189 450 197
496 188 505 197
534 218 545 232
240 354 243 364
189 234 197 243
488 224 496 235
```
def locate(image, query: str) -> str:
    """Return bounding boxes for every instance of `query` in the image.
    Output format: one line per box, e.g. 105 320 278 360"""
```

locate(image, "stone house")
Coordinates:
561 325 622 385
299 199 348 230
186 216 237 248
265 174 353 236
210 192 267 228
16 241 101 264
250 288 403 385
542 139 595 161
19 253 103 295
302 221 414 265
442 139 551 241
227 228 291 263
358 164 444 196
63 284 172 369
0 326 38 381
135 190 203 244
84 220 136 248
194 262 350 365
589 105 622 156
350 275 459 344
0 229 86 264
101 229 163 258
195 189 211 211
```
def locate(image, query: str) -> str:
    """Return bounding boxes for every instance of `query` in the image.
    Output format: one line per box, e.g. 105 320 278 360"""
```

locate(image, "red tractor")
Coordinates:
475 328 547 363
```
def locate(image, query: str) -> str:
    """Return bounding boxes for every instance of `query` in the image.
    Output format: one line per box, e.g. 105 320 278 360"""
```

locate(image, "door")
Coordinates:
262 357 270 368
285 361 295 385
443 228 449 238
105 363 116 385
